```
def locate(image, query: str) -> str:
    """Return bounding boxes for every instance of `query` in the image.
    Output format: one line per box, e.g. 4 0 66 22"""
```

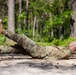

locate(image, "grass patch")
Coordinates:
37 37 76 47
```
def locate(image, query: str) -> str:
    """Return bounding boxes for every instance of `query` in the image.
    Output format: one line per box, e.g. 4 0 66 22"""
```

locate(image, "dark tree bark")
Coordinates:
0 44 30 55
70 0 76 37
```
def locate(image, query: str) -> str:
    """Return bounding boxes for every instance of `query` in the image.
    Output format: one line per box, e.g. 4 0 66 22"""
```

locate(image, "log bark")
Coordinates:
0 45 18 54
0 44 30 55
4 31 47 58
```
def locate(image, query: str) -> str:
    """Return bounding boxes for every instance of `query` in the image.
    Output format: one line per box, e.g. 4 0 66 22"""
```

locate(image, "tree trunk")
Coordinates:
0 44 30 55
60 26 64 39
0 45 19 54
70 0 76 37
25 0 29 30
18 0 22 30
8 0 15 33
33 16 36 41
50 29 54 38
35 16 38 42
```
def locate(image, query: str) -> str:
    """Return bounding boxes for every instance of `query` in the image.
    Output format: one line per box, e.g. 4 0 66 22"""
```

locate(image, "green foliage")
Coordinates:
0 35 6 45
16 28 33 38
42 0 72 39
51 0 71 27
15 0 72 42
24 30 33 38
3 16 8 23
18 12 26 19
3 16 8 29
37 37 76 47
42 36 54 42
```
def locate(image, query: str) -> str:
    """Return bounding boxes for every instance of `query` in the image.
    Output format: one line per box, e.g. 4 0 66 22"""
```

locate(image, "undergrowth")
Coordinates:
37 37 76 47
0 35 6 45
0 35 76 47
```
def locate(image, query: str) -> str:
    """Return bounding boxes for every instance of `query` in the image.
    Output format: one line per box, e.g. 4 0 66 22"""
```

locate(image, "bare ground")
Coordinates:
0 54 76 75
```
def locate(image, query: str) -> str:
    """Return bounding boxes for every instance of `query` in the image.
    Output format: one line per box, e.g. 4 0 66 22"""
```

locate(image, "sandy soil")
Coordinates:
0 54 76 75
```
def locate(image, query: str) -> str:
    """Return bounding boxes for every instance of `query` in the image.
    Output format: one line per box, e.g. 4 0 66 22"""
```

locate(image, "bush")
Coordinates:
0 35 6 45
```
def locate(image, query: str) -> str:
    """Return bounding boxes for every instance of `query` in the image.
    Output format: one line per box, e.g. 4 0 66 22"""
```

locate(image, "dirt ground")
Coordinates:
0 54 76 75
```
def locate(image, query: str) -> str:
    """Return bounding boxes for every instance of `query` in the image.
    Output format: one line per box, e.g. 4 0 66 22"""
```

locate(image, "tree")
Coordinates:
25 0 29 30
70 0 76 38
18 0 22 30
8 0 15 33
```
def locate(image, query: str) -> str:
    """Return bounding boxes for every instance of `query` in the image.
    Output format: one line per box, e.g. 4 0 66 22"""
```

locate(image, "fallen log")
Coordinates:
0 45 18 54
0 44 30 55
0 20 72 59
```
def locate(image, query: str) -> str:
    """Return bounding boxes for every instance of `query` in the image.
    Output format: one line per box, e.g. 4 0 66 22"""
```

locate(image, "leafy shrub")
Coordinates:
0 35 6 45
42 36 54 42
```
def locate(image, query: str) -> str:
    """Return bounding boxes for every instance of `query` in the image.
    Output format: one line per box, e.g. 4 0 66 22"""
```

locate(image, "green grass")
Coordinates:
37 37 76 47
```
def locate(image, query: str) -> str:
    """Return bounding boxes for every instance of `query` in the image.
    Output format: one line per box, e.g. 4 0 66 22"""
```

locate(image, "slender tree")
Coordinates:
25 0 29 30
8 0 15 33
19 0 22 30
70 0 76 37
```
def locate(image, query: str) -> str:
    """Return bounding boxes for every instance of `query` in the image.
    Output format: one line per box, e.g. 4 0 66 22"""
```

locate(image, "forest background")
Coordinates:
0 0 76 47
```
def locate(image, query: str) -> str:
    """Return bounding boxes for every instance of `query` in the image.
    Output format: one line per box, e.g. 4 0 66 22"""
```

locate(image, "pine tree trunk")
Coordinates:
0 45 19 54
0 44 30 55
8 0 15 33
18 0 22 30
25 0 29 30
33 16 36 41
